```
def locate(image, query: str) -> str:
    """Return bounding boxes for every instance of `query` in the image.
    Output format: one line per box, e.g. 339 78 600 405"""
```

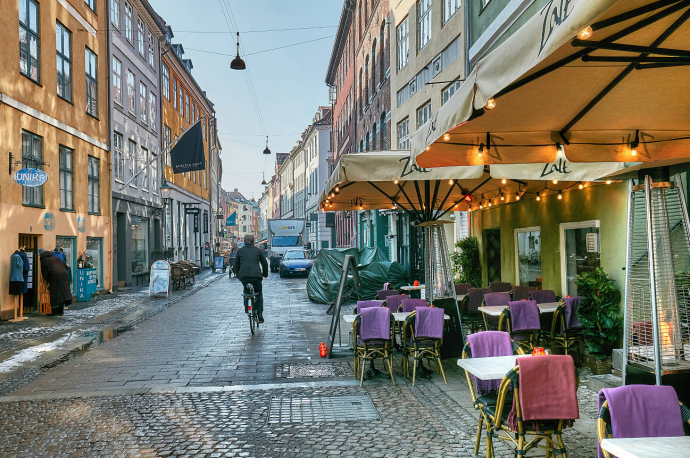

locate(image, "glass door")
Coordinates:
86 237 103 290
560 221 601 297
514 227 542 289
55 236 77 295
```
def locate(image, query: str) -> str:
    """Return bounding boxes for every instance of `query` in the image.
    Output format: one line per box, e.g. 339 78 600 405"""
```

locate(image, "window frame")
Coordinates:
59 145 74 211
396 17 409 72
128 139 137 187
137 18 145 56
514 226 541 287
443 0 462 24
164 125 171 166
110 0 120 28
139 81 147 124
416 100 432 129
141 147 149 190
124 1 133 43
56 21 72 103
442 78 462 105
87 156 100 215
148 31 155 67
162 65 170 100
112 57 122 105
559 220 601 297
185 93 190 123
397 118 409 150
149 92 156 127
21 130 44 207
417 0 432 52
19 0 41 83
126 70 135 113
85 47 98 118
84 0 96 11
113 132 124 181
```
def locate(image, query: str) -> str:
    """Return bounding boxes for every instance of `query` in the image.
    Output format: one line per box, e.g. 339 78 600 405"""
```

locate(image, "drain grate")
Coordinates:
275 363 349 379
267 396 379 424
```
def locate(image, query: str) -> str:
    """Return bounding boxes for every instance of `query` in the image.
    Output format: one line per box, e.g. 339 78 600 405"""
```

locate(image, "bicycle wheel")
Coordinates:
248 298 255 335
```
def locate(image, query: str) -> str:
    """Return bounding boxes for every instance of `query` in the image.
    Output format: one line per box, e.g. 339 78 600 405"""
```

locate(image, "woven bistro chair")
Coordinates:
511 285 535 301
499 300 542 352
482 292 511 331
455 283 472 295
461 335 524 458
463 288 490 333
547 297 585 362
383 294 408 312
170 263 186 290
352 300 383 315
352 307 396 386
530 290 558 337
401 307 446 386
489 282 513 293
377 289 400 301
486 360 579 458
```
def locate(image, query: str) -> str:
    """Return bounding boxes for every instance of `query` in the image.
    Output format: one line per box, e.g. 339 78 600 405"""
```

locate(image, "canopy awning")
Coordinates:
319 151 616 217
411 0 690 168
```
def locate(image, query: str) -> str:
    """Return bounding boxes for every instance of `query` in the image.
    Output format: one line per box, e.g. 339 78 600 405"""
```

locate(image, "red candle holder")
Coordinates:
413 280 420 286
532 347 546 356
319 342 327 358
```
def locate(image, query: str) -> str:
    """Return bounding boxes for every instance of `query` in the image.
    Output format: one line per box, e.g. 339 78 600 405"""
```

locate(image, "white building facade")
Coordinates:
304 108 333 250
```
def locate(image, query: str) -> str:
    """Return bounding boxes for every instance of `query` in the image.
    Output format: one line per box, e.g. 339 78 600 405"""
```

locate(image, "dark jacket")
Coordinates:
234 244 268 280
39 251 73 306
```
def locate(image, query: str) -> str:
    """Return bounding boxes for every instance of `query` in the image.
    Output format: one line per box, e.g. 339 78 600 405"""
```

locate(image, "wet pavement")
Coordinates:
0 273 601 457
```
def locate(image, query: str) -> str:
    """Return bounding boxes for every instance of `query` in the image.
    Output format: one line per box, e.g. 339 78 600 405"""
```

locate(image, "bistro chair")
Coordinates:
481 292 511 331
530 290 558 337
461 332 523 458
455 283 472 295
401 307 446 386
383 294 408 312
597 385 690 458
501 300 541 352
489 282 513 293
487 356 579 458
401 298 427 313
547 297 585 362
377 289 400 301
352 307 395 386
463 288 490 333
511 285 535 301
353 300 383 315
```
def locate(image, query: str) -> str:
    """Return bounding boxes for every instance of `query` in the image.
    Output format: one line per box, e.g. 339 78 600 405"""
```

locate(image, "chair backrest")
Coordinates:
361 307 391 341
512 285 536 301
357 300 381 315
385 294 408 311
465 331 514 394
402 298 427 313
483 292 511 308
415 306 444 339
530 289 557 304
489 282 512 293
563 296 583 329
467 288 490 312
507 300 540 332
377 289 400 300
455 283 471 295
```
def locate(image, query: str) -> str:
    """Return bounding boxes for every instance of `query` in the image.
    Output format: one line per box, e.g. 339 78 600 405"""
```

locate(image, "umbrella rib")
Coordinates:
430 180 441 220
397 182 423 222
592 0 685 31
414 181 425 221
433 182 459 220
366 181 419 222
561 6 690 136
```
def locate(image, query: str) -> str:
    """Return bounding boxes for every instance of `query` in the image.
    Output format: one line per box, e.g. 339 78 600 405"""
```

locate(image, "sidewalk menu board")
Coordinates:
149 261 171 297
77 268 98 302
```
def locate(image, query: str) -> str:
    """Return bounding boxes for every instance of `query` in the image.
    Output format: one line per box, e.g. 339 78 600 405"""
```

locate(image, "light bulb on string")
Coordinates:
536 192 541 202
500 193 505 201
516 193 521 201
443 134 451 141
501 178 507 184
449 179 454 185
556 143 564 158
394 180 399 184
553 179 558 185
631 130 640 157
577 26 593 40
578 183 584 190
485 97 496 110
558 191 563 200
478 144 484 157
606 180 612 185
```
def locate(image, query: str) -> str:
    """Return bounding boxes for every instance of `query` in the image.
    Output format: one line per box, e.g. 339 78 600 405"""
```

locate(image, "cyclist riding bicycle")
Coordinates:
234 234 269 323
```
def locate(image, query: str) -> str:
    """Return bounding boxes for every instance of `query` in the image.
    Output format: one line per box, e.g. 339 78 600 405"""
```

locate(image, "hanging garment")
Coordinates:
39 250 73 308
9 252 24 296
18 251 30 293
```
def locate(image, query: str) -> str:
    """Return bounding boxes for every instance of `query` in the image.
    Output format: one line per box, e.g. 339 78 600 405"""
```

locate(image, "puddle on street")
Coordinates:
41 326 132 369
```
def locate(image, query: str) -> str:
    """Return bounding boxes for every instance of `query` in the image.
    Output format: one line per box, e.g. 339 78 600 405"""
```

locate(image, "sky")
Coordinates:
148 0 342 200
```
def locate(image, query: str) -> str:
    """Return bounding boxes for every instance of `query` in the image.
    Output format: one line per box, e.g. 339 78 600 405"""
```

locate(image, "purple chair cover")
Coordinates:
361 307 391 341
415 307 444 339
382 282 392 290
508 300 540 332
467 288 490 312
377 289 400 300
564 296 583 329
484 292 511 308
597 385 685 458
357 301 382 315
490 282 513 293
512 286 535 301
530 290 556 304
467 331 513 394
385 294 409 311
402 299 427 313
455 283 471 295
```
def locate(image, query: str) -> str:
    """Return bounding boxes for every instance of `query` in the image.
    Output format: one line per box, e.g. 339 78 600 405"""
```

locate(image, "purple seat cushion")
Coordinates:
530 290 556 304
361 307 391 341
385 294 409 311
357 301 382 315
415 307 444 339
377 290 400 300
484 292 511 308
402 299 427 313
508 300 540 332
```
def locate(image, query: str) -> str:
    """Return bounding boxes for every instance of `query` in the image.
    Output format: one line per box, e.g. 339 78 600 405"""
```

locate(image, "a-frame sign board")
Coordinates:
326 255 363 358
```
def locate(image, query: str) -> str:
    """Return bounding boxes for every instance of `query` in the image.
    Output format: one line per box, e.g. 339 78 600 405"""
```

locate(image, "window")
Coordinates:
371 41 377 91
128 140 137 185
59 146 73 211
131 217 149 273
149 92 156 127
86 237 103 287
148 32 154 67
179 86 183 116
515 227 541 288
173 78 177 108
112 57 122 105
196 107 199 123
397 118 409 150
380 22 386 81
141 147 148 189
21 130 43 206
137 19 145 56
185 93 190 123
164 125 171 166
124 1 133 43
380 112 387 150
417 101 431 129
418 0 432 51
85 48 98 117
443 0 461 23
202 117 206 141
113 132 124 180
56 22 72 102
126 70 135 112
396 17 409 71
442 79 462 105
19 0 40 82
560 221 601 297
162 65 169 100
88 156 100 214
110 0 119 28
139 82 147 124
84 0 95 11
151 152 158 193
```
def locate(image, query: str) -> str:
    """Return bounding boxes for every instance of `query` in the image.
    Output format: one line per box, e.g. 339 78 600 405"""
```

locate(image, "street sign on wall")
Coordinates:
14 168 47 187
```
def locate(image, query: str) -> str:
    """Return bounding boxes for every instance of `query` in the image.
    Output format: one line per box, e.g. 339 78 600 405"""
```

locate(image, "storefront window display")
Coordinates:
515 228 542 288
131 217 149 274
86 237 102 289
55 236 76 295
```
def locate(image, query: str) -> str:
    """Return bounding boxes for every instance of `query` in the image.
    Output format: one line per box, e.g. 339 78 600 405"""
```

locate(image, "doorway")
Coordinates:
485 229 501 284
18 234 41 313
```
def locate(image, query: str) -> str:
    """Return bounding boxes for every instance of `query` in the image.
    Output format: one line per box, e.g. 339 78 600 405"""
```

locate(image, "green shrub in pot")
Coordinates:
450 237 482 287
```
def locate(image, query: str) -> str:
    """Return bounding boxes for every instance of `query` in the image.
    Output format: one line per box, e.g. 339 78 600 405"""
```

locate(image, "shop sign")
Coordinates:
193 214 199 233
14 168 47 187
203 212 209 234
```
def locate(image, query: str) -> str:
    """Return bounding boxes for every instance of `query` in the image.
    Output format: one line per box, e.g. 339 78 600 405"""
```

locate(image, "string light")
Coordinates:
478 144 484 157
536 192 541 202
335 186 340 193
480 204 483 209
558 191 563 200
501 178 507 184
606 180 612 185
553 179 558 185
488 202 493 207
449 179 454 185
443 133 451 141
577 26 593 40
392 201 398 210
425 146 431 151
556 143 565 158
500 192 505 201
578 183 584 190
516 193 521 201
485 97 496 110
394 180 399 184
464 195 472 202
631 130 640 157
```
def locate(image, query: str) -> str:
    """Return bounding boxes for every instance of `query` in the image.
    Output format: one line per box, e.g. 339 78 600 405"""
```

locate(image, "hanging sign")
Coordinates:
193 214 199 233
149 260 170 297
14 168 47 187
203 212 209 234
226 212 237 227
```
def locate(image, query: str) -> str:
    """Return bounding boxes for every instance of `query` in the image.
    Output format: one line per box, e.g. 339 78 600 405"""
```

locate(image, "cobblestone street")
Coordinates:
0 273 600 457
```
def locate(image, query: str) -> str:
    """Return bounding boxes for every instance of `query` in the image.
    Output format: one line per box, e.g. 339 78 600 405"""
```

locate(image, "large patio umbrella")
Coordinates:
411 0 690 168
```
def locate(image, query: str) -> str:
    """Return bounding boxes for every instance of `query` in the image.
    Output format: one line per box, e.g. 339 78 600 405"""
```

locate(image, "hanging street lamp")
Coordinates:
230 32 246 70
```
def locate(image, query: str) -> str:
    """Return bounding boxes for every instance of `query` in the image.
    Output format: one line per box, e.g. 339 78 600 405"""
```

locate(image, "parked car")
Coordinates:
279 249 314 278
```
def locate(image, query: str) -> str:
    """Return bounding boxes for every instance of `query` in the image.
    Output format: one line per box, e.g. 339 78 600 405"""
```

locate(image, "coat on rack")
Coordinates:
39 250 72 310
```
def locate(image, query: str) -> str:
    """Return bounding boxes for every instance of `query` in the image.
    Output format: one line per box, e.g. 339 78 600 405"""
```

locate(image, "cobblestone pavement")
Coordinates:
0 274 601 457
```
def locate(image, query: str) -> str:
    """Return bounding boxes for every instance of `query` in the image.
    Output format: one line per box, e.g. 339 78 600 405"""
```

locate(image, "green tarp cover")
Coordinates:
307 247 409 304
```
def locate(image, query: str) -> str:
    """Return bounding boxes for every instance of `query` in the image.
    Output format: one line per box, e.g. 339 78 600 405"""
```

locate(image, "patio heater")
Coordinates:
623 168 690 402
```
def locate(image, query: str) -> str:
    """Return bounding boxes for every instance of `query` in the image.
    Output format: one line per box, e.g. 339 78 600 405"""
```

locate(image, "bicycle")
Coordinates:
244 283 260 334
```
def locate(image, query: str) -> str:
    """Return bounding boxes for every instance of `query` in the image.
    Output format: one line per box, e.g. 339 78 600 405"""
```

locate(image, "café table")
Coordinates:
457 355 530 380
400 284 425 299
479 302 561 317
600 437 690 458
343 311 450 324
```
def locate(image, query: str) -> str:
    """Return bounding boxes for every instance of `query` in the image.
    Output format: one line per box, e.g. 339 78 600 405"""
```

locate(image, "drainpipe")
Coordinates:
465 0 471 75
106 1 114 292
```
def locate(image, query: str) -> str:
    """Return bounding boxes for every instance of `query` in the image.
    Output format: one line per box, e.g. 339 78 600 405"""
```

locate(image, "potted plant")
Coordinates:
450 237 482 287
574 267 623 374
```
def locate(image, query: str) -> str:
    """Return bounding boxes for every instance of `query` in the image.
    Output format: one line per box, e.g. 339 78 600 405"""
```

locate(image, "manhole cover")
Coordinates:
275 363 349 379
268 396 379 424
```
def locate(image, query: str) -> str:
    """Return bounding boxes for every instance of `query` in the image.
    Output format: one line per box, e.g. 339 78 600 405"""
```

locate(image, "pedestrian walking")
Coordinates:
39 248 72 316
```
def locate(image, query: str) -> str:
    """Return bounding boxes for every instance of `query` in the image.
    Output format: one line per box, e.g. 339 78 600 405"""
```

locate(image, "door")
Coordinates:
18 234 40 312
55 236 77 295
514 227 542 289
485 229 501 284
560 220 601 297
